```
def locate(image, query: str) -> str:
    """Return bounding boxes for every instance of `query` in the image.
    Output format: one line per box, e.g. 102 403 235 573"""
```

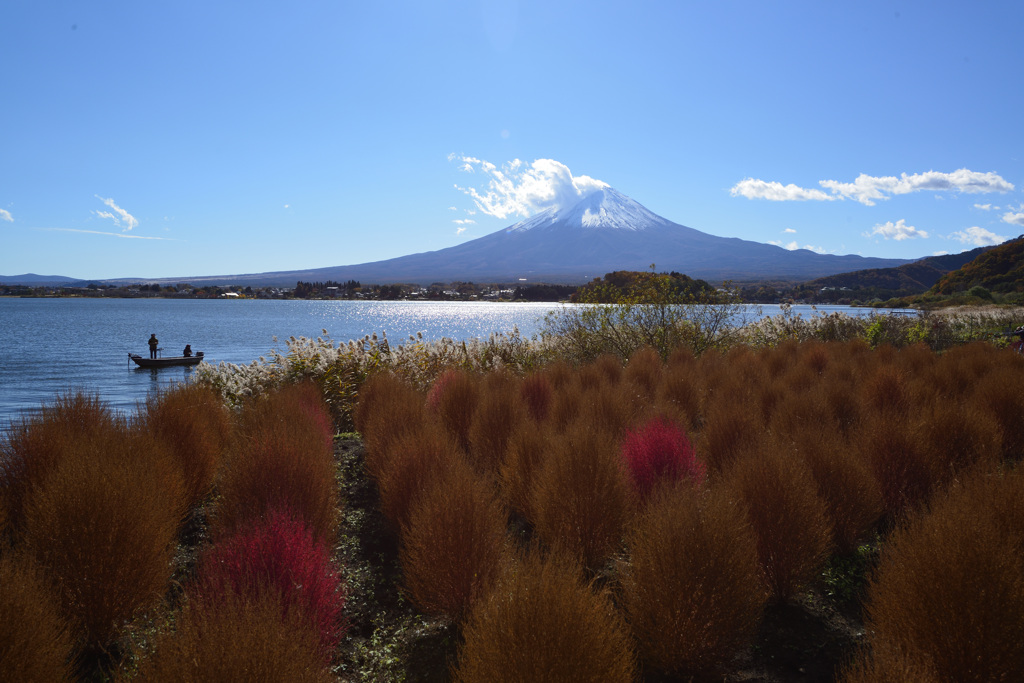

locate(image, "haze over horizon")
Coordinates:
2 1 1022 281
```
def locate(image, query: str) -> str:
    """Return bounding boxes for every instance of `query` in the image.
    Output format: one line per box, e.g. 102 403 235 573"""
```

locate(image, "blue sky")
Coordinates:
2 0 1023 281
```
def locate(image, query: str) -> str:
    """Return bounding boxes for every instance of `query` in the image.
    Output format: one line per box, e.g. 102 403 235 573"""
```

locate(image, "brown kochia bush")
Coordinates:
133 591 334 683
859 415 938 518
1 392 117 535
376 422 461 532
399 457 508 622
353 371 426 480
795 431 884 554
141 381 231 508
453 550 637 682
499 423 551 525
214 383 339 544
853 468 1024 681
530 422 633 570
0 553 76 681
724 446 831 602
427 368 479 454
467 371 527 477
622 485 766 678
519 371 554 423
22 424 186 651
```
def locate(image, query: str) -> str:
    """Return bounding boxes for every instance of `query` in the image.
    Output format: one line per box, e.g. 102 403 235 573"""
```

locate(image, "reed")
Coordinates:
453 549 636 683
622 484 766 677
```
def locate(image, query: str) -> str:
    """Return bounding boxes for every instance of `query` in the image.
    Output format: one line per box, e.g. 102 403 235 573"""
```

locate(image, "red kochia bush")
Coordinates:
620 415 705 501
195 509 346 662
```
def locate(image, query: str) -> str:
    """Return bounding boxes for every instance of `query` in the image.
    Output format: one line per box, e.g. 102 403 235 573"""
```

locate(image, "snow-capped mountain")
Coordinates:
140 188 912 286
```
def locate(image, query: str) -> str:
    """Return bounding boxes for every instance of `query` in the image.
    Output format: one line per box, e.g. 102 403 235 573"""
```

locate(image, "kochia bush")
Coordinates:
195 508 346 662
620 415 705 501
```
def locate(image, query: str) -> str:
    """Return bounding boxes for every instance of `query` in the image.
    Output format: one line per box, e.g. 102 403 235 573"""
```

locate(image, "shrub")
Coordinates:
697 400 760 474
724 446 831 602
427 368 479 454
620 415 705 501
656 361 702 432
841 643 941 683
797 433 884 554
399 457 508 622
194 509 346 662
0 553 75 681
859 469 1024 680
134 590 333 682
214 385 339 544
859 416 938 517
519 371 553 423
140 382 231 508
972 366 1024 461
622 485 766 677
499 423 551 525
22 425 186 651
624 346 662 399
453 550 636 682
467 372 527 477
0 392 117 536
530 423 632 570
376 422 461 532
353 372 426 480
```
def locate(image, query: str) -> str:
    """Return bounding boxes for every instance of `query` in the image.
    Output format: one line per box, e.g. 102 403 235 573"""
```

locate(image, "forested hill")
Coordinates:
803 244 998 296
929 236 1024 294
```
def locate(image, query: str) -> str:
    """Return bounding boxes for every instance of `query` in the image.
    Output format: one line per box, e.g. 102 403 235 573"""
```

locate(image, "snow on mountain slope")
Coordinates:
507 187 671 232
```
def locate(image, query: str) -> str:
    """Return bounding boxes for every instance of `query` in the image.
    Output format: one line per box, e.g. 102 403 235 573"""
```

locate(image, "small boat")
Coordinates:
129 351 204 368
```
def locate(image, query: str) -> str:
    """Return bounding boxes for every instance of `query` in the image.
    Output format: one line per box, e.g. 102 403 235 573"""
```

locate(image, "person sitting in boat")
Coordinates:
149 334 159 359
183 344 192 357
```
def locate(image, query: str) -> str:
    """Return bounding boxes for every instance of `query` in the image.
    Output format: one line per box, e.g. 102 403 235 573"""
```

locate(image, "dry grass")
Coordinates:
453 549 636 682
622 484 766 678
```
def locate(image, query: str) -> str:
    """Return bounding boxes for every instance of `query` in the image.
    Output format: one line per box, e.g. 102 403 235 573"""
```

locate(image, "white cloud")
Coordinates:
93 195 138 231
865 219 930 241
451 156 608 219
0 209 12 222
950 226 1008 246
932 251 949 256
456 226 469 235
453 219 476 225
34 227 172 240
732 169 1014 206
974 203 997 211
448 206 458 211
730 179 834 201
783 228 797 233
1003 210 1024 227
770 240 826 253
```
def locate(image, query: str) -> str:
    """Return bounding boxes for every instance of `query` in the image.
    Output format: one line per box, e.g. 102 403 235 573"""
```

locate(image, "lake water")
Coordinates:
0 298 906 426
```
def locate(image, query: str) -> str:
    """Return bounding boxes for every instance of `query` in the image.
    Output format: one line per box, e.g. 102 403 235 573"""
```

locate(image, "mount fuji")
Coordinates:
154 188 912 286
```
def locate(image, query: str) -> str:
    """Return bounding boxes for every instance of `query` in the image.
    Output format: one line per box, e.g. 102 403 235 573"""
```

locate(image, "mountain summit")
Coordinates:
509 187 670 233
133 189 913 286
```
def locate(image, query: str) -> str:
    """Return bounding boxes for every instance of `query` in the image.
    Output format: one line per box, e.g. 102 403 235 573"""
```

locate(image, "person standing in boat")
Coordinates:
149 334 159 359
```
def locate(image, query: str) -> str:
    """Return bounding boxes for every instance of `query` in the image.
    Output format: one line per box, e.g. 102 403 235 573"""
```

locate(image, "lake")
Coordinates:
0 298 905 426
